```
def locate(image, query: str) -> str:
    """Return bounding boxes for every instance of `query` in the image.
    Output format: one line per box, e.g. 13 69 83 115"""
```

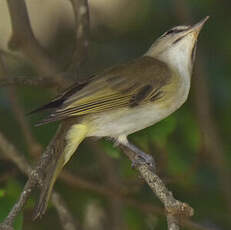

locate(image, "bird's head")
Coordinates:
146 16 209 74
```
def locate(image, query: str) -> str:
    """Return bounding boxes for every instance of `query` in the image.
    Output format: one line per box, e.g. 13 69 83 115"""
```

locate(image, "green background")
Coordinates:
0 0 231 229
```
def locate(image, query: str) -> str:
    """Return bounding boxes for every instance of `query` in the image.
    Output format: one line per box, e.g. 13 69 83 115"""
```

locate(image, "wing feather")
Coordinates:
35 56 171 125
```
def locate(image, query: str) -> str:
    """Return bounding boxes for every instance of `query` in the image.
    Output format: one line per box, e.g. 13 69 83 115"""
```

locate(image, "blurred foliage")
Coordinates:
0 0 231 230
0 179 23 230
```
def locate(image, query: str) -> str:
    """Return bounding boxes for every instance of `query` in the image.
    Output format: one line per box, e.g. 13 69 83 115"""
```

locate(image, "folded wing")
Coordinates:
35 56 171 125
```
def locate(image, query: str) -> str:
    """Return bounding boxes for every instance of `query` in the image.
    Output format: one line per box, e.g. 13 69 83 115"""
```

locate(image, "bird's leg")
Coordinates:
127 142 155 171
116 137 155 172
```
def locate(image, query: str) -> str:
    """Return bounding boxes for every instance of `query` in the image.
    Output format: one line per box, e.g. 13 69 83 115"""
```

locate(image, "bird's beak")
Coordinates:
190 16 209 35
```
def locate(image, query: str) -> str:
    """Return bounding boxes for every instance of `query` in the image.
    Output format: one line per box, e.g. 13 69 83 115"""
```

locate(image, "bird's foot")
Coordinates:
131 151 155 172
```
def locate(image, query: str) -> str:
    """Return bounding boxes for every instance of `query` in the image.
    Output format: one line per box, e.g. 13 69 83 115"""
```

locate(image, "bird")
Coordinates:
31 16 209 218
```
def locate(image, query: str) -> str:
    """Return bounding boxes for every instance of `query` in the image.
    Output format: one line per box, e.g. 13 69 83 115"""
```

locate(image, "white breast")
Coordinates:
86 76 190 138
86 40 192 139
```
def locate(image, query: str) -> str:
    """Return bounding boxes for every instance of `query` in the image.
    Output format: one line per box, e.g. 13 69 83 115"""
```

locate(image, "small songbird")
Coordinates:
31 16 209 218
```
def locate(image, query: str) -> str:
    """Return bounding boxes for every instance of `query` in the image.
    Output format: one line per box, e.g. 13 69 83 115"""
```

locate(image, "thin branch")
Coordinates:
68 0 89 73
0 0 90 227
167 214 180 230
0 49 22 62
3 180 36 227
0 76 66 89
0 0 89 229
0 132 39 228
0 131 77 230
60 170 130 199
1 1 214 230
60 170 213 230
118 142 193 230
83 201 106 230
92 142 125 230
0 54 42 157
0 132 31 175
6 0 61 77
51 192 77 230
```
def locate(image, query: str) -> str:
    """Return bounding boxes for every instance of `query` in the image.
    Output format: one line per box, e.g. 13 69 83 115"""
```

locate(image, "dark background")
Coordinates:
0 0 230 229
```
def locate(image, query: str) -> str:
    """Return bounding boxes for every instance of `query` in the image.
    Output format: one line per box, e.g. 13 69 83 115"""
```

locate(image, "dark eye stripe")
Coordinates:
165 28 186 36
173 34 187 44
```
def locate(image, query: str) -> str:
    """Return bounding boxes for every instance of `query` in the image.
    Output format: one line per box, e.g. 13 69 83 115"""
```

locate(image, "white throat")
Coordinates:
144 34 195 118
145 34 195 80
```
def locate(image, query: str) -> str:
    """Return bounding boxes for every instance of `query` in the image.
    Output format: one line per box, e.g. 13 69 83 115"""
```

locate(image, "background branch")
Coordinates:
0 0 226 229
0 76 63 89
0 54 42 158
51 193 78 230
60 170 210 230
0 131 77 230
6 0 60 77
0 0 91 226
68 0 89 74
93 142 125 230
118 143 193 230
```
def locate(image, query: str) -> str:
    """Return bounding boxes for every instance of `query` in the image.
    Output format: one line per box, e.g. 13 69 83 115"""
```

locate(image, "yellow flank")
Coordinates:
159 71 188 109
64 123 89 165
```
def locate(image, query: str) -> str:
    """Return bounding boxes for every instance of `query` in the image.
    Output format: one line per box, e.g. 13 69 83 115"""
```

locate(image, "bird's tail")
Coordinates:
33 123 88 219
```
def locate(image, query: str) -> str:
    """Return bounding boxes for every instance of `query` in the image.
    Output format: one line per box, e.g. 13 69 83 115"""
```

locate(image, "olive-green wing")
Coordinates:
37 56 171 125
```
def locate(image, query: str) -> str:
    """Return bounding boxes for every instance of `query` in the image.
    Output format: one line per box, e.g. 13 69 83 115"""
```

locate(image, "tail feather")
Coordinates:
28 79 91 116
33 155 64 219
33 123 89 219
27 99 64 116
